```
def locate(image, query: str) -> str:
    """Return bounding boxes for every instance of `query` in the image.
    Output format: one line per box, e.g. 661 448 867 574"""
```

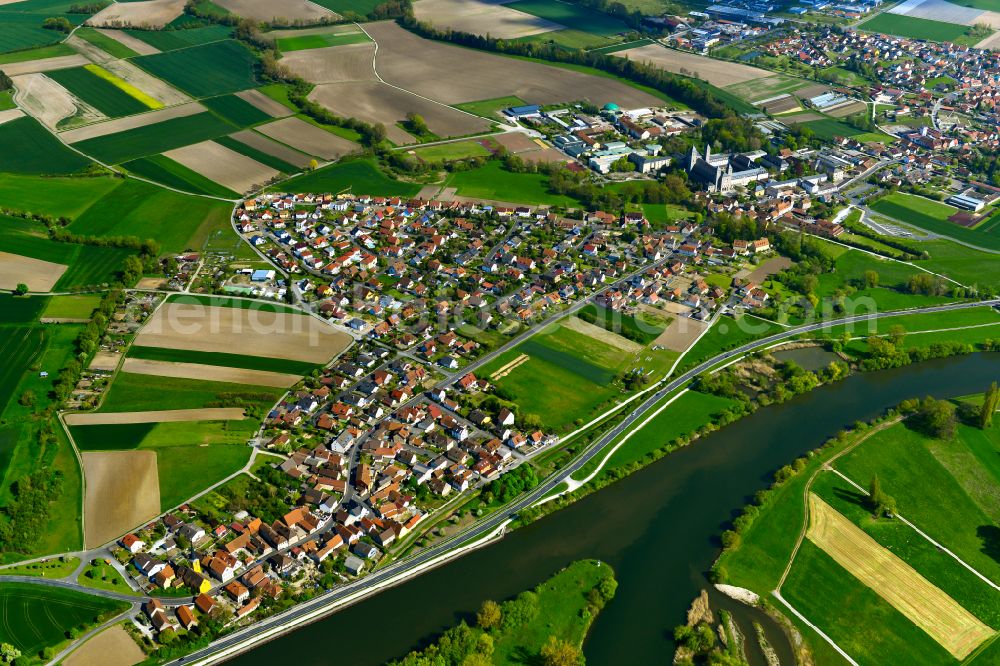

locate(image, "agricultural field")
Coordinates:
214 134 303 173
617 43 772 88
123 154 240 199
212 0 336 22
46 66 151 118
128 345 321 376
506 0 628 35
41 295 101 320
87 0 187 28
872 192 1000 251
73 28 141 59
72 111 237 164
276 157 421 196
124 24 232 51
163 140 278 194
201 93 272 126
0 117 91 174
132 40 260 98
0 583 128 657
255 116 359 160
413 0 563 39
455 95 527 119
0 10 85 55
276 29 370 52
64 626 145 666
96 372 284 413
309 0 383 14
796 116 892 143
859 12 973 43
444 160 579 205
411 138 496 162
81 450 161 548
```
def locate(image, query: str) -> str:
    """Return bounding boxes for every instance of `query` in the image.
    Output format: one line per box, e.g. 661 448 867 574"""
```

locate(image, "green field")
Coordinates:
518 28 621 50
158 443 252 509
444 161 579 206
168 293 304 313
913 239 1000 288
0 327 44 417
73 112 237 164
98 372 283 413
578 303 667 345
0 583 128 656
798 117 892 143
0 117 91 175
201 93 272 127
412 139 494 162
124 24 232 51
308 0 384 15
0 42 74 64
507 0 628 35
214 135 300 173
41 295 101 319
0 215 135 289
640 203 695 225
0 174 120 219
859 13 971 43
68 179 234 254
123 154 239 199
73 27 138 59
276 30 370 52
133 40 260 98
871 193 1000 251
724 74 809 104
128 345 320 375
0 12 84 54
682 314 783 370
455 96 527 118
276 158 421 196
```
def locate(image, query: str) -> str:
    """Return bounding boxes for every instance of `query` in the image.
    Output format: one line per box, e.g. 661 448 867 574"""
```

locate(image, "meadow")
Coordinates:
0 583 128 656
133 40 260 98
123 155 240 199
859 13 972 43
276 158 421 196
681 314 783 371
73 112 237 164
46 66 149 118
444 161 579 206
871 193 1000 251
41 295 101 320
0 118 91 175
506 0 628 35
412 139 494 162
128 345 320 375
0 42 74 64
913 239 1000 288
68 179 234 253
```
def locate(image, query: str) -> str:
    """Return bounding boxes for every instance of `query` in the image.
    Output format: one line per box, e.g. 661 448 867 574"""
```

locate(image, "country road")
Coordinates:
164 297 1000 666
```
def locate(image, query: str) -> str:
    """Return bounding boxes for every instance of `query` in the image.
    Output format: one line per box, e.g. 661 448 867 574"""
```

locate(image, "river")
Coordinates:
233 353 1000 665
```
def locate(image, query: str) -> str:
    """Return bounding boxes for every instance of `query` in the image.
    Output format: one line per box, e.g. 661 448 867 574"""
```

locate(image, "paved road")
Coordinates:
169 297 1000 666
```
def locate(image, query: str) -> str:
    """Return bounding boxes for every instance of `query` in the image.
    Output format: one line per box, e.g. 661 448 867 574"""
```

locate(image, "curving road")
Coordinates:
170 297 1000 666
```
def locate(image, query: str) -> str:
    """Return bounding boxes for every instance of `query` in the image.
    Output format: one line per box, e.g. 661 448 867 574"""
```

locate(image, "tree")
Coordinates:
0 643 20 663
980 381 1000 429
476 599 501 630
308 158 319 171
867 474 896 517
913 396 957 439
42 16 73 32
540 636 581 666
13 283 27 296
18 389 35 408
863 269 879 288
405 112 429 136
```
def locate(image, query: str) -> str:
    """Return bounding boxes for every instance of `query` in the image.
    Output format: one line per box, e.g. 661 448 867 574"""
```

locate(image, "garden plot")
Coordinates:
414 0 564 38
280 42 376 83
121 357 301 388
86 0 186 28
254 116 360 159
164 140 280 193
214 0 337 21
66 408 248 426
0 251 67 292
236 89 293 117
94 28 160 55
364 21 661 108
59 101 203 143
133 301 352 364
13 72 104 130
82 451 160 548
617 43 770 87
230 129 313 167
307 81 487 143
0 53 88 76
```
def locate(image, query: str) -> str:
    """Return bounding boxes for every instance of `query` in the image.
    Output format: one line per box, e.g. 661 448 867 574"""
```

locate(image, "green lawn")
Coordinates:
0 583 128 656
444 161 579 206
0 556 79 579
123 154 239 199
640 203 695 225
506 0 628 35
813 302 1000 341
41 295 101 319
157 443 251 510
455 96 527 119
0 117 91 175
577 303 667 345
275 158 421 196
872 193 1000 251
859 12 975 44
412 139 495 162
128 345 320 375
132 40 260 98
77 559 133 594
97 373 283 413
276 30 370 52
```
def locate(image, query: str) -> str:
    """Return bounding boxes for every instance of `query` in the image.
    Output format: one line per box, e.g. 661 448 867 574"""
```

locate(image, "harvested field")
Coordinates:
65 626 145 666
496 131 541 153
255 116 360 160
65 34 114 65
230 129 312 167
88 351 121 372
0 108 23 125
214 0 337 21
616 43 770 87
135 277 167 289
280 42 376 83
95 29 160 56
521 146 568 164
757 94 801 114
827 101 868 117
793 83 832 100
13 73 102 130
0 250 67 292
806 494 994 659
309 81 488 143
66 408 248 426
86 0 186 28
363 21 661 108
414 0 564 38
236 89 293 117
563 316 642 353
1 54 89 76
164 140 280 193
652 315 708 352
121 357 301 388
99 59 191 107
134 302 353 364
746 256 793 284
780 111 823 123
60 101 203 143
82 451 160 548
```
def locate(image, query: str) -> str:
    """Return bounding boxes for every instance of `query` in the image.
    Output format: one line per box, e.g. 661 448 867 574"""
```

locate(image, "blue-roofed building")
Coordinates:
251 269 275 282
505 105 542 119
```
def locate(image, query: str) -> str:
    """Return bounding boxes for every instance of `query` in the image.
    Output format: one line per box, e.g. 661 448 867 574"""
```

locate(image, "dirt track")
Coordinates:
122 357 302 388
255 116 360 160
414 0 564 38
165 140 280 193
66 408 248 426
135 302 353 363
364 21 661 109
83 451 161 548
807 493 994 659
65 626 145 666
0 251 67 292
